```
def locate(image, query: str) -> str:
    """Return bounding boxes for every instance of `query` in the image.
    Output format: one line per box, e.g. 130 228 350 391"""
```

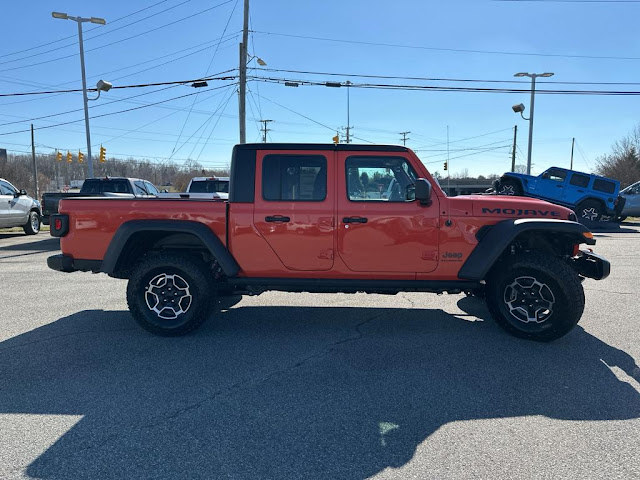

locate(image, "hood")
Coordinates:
447 195 574 221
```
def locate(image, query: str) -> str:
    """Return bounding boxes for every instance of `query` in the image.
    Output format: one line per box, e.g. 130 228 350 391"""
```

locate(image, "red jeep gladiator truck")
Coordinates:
48 144 609 341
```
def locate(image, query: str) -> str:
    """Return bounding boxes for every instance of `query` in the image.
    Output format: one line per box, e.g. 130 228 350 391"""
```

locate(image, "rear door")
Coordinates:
252 150 335 271
564 172 591 205
336 153 439 273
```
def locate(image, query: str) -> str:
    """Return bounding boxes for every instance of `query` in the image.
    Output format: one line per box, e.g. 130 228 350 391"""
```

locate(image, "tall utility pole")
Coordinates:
399 131 410 146
30 124 38 199
238 0 249 144
570 137 575 170
260 119 273 142
511 125 517 172
345 81 352 144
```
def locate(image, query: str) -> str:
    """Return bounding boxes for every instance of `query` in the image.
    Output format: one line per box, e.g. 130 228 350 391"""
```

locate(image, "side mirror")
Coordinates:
15 189 27 197
414 179 432 206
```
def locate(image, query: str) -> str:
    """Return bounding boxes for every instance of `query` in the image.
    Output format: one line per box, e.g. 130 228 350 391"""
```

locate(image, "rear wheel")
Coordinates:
23 211 40 235
575 200 603 222
497 179 523 196
485 253 584 342
127 252 214 336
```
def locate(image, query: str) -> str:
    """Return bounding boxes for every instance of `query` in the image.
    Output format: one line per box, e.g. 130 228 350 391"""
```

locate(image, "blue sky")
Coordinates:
1 0 639 177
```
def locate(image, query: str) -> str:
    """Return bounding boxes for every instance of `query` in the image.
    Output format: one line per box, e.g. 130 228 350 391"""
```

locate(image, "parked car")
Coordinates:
41 177 159 224
616 180 640 221
187 176 229 199
494 167 624 222
0 178 41 235
48 143 609 342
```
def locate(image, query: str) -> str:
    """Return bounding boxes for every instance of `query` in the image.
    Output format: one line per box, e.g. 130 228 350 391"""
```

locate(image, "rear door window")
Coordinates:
569 173 590 188
262 155 327 201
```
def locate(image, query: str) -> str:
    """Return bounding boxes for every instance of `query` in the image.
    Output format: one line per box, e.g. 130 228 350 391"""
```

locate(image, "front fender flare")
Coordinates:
458 219 594 281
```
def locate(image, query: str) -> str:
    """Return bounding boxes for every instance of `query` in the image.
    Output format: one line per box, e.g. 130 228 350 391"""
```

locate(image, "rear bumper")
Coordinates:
47 254 102 273
571 250 610 280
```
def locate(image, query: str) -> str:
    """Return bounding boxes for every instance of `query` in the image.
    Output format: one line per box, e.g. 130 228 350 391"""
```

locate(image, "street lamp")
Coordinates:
513 72 554 175
52 11 108 179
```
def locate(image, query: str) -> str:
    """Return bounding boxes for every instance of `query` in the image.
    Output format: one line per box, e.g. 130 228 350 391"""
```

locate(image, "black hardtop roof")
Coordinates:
234 143 409 153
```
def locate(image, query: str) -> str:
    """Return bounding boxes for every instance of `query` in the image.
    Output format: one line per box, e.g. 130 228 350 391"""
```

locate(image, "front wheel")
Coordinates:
23 211 40 235
126 252 214 336
485 253 585 342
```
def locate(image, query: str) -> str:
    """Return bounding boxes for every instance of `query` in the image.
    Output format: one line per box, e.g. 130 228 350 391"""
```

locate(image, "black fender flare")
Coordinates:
458 219 594 280
101 220 240 277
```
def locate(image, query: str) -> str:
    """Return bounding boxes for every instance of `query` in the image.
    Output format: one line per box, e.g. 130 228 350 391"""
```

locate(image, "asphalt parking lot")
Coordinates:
0 226 639 480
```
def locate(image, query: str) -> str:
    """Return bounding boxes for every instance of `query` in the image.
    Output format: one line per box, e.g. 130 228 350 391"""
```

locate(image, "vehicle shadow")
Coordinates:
0 301 638 479
0 236 59 252
582 220 639 233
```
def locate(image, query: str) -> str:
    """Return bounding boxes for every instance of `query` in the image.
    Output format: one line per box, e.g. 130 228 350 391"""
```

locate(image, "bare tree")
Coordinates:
596 124 640 188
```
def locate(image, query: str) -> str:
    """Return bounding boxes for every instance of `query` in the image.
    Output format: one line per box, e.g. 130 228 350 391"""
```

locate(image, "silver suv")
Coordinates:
0 178 41 235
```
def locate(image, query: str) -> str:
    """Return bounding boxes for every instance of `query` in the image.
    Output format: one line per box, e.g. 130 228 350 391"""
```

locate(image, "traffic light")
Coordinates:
99 145 106 163
66 151 72 163
56 151 62 162
78 151 84 163
444 161 448 171
332 134 339 144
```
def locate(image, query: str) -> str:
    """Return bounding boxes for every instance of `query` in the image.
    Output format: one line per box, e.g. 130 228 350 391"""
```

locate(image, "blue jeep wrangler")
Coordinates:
495 167 624 222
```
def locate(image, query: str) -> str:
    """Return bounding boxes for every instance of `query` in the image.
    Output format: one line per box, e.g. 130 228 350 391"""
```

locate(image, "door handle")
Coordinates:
265 215 290 223
556 185 564 188
343 216 368 224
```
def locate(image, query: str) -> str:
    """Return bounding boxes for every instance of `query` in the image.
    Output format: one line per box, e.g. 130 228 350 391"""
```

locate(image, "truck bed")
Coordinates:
58 197 227 260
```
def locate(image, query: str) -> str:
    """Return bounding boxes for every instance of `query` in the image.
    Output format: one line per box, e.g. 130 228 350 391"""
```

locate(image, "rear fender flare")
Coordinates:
458 219 594 280
101 220 240 277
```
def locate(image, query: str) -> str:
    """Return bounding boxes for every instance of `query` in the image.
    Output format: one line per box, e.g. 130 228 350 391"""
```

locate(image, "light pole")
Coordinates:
52 11 108 179
513 72 554 175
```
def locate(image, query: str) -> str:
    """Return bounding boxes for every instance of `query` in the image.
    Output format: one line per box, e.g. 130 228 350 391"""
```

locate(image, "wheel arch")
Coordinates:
459 219 594 281
102 220 240 279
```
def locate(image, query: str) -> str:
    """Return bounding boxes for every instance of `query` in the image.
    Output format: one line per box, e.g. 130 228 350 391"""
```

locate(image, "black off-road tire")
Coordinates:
497 178 523 196
126 252 214 336
575 199 603 223
23 211 40 235
485 253 585 342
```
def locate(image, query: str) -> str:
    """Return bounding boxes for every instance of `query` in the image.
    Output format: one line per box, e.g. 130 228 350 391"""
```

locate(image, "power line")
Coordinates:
0 0 194 68
254 93 336 132
0 71 236 98
171 0 239 158
3 1 234 73
253 67 640 86
252 30 640 61
250 75 640 95
0 82 236 136
0 0 172 61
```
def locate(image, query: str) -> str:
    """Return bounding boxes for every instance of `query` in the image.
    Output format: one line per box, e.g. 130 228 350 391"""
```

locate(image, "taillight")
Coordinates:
50 214 69 237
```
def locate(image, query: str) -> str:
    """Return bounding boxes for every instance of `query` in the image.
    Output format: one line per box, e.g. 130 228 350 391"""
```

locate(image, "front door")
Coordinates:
336 153 439 273
253 150 335 271
537 167 568 203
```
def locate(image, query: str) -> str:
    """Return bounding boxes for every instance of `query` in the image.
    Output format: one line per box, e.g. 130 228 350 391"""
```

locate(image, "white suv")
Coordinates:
0 178 41 235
